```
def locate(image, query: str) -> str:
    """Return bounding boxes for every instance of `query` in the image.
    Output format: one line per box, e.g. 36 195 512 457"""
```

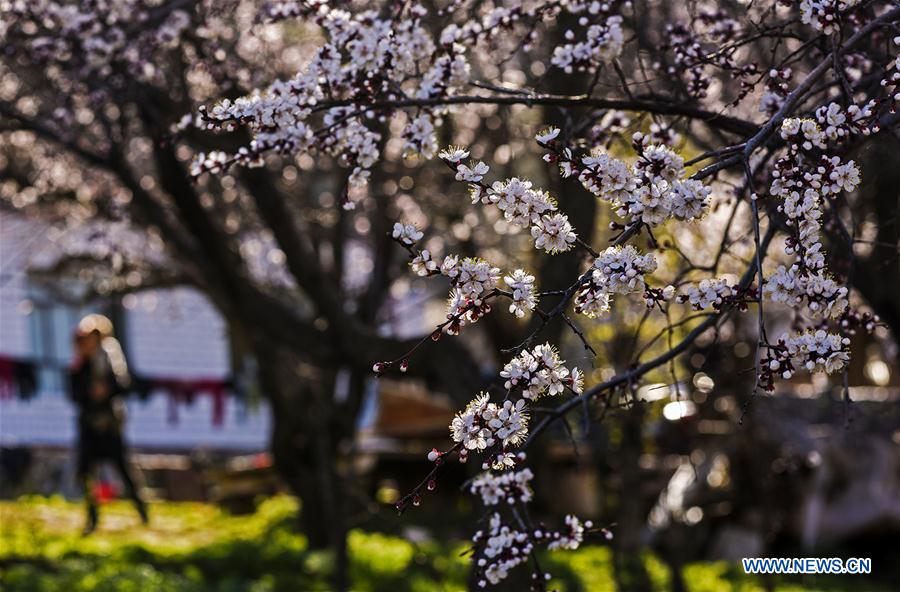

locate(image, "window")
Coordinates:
27 285 109 396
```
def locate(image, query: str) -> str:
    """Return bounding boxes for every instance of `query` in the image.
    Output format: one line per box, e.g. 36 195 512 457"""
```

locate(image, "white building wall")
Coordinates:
0 212 269 451
0 214 38 357
124 288 230 379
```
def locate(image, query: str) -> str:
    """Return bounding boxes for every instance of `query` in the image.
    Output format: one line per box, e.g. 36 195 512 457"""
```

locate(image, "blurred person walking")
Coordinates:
69 314 147 534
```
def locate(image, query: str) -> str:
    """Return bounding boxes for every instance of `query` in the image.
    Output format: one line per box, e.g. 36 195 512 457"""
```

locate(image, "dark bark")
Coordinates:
253 338 352 590
665 558 687 592
612 402 652 592
851 134 900 339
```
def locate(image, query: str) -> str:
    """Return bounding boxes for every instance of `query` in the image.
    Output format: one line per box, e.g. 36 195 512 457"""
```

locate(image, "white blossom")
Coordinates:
391 222 423 245
490 178 556 227
504 269 538 318
552 16 625 73
667 179 711 220
829 161 860 193
410 249 438 276
451 394 529 452
547 515 587 551
592 245 658 294
782 330 851 375
500 343 575 400
439 147 470 163
475 514 533 586
570 367 584 394
764 265 848 318
800 0 861 34
531 213 577 253
470 468 534 506
574 272 612 318
456 161 490 183
681 278 734 310
450 257 501 300
535 127 561 144
403 112 438 158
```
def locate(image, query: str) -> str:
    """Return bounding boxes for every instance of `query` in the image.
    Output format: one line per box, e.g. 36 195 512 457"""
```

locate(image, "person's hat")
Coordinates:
75 314 114 337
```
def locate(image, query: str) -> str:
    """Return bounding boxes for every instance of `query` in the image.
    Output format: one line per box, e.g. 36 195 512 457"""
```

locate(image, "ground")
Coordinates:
0 496 888 592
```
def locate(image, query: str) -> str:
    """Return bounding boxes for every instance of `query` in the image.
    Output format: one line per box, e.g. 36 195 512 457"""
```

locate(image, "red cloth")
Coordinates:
0 357 13 399
153 378 229 426
94 481 117 503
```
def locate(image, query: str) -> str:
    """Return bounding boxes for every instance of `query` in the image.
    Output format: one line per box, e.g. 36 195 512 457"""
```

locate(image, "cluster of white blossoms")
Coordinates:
410 250 438 276
814 101 876 141
500 343 583 400
440 148 578 254
764 115 864 323
779 117 827 150
470 467 534 506
759 68 793 116
574 278 612 318
504 269 538 318
575 245 658 317
397 226 542 332
196 5 471 204
450 394 529 454
531 213 578 253
544 515 589 551
592 245 658 295
679 278 735 311
440 257 501 333
442 256 501 301
447 347 583 472
410 251 538 322
472 510 597 586
474 514 534 587
625 140 710 225
756 96 882 390
885 39 900 113
402 113 439 159
773 330 851 377
552 15 625 73
485 178 556 226
190 151 230 176
391 222 423 246
799 0 860 34
543 132 710 227
764 265 848 319
4 1 193 86
445 288 486 334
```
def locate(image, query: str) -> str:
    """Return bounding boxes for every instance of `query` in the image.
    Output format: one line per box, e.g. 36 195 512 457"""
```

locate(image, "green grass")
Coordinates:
0 495 467 592
0 496 889 592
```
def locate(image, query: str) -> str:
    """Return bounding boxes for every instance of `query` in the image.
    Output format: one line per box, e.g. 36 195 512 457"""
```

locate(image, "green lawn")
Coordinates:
0 496 888 591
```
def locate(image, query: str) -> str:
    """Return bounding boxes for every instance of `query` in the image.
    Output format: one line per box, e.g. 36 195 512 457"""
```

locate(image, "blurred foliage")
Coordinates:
0 496 889 592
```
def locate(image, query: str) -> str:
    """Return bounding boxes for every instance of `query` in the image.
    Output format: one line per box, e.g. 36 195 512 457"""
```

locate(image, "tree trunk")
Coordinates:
665 557 687 592
253 339 353 590
852 134 900 339
612 402 652 592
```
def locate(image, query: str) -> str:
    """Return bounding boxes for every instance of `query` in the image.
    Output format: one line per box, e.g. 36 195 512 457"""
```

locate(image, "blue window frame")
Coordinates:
26 285 102 395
